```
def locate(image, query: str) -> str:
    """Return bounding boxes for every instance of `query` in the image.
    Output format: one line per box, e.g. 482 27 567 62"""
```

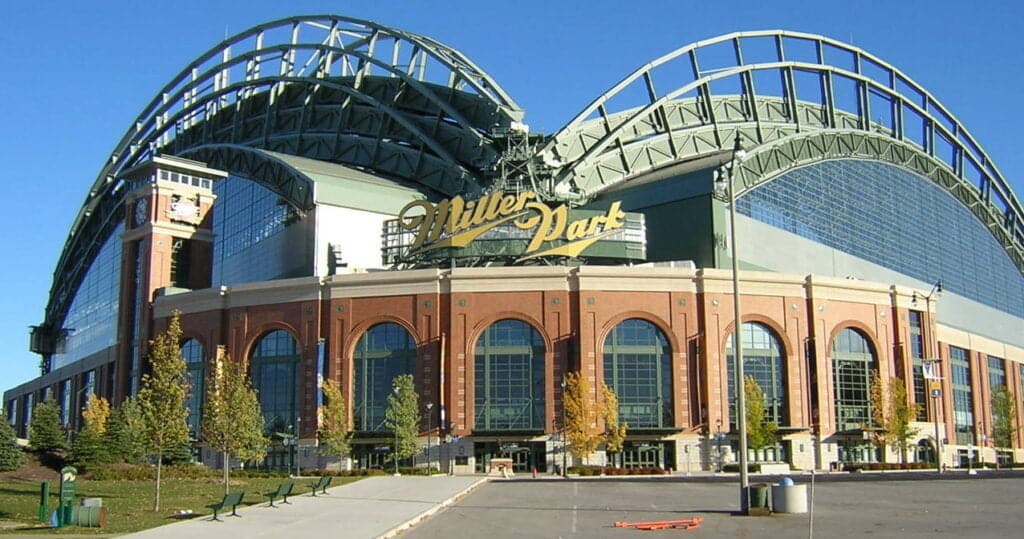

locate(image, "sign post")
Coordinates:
59 466 77 526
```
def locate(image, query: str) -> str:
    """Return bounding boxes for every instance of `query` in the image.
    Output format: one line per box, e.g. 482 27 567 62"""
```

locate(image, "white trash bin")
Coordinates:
771 483 808 513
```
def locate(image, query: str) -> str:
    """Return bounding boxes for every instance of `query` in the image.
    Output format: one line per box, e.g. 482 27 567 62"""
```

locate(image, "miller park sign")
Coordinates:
382 191 646 267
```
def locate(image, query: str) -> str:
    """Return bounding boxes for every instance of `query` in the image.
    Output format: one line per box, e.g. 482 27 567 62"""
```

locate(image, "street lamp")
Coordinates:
713 132 749 511
426 402 434 474
914 281 943 474
393 385 400 476
715 419 724 473
560 376 568 477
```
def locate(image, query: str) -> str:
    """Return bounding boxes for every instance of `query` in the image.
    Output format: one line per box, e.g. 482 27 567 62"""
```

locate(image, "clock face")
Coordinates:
134 198 149 226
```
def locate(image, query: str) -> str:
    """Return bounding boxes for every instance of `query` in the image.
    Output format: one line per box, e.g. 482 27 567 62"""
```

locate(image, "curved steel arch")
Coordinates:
46 15 522 331
544 30 1023 262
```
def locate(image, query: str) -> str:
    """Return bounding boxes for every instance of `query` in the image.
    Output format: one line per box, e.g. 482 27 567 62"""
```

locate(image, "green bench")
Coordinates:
309 475 333 496
264 482 294 507
207 491 245 521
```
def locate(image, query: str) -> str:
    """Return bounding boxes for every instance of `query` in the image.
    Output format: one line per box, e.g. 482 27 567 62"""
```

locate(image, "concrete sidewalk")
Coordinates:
120 475 486 539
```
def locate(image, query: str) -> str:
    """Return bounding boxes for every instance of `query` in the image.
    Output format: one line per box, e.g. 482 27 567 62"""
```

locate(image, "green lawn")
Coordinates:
0 475 360 535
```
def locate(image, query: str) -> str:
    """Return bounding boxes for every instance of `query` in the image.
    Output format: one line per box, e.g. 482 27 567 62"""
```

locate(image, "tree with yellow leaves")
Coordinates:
81 394 110 435
318 378 352 464
564 372 602 464
601 382 628 468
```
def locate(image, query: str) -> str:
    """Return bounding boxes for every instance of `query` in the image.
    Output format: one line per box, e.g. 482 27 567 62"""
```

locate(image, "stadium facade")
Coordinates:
5 16 1024 474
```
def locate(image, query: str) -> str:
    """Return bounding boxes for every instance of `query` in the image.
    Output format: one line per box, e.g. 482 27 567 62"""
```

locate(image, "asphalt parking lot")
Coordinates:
404 471 1024 538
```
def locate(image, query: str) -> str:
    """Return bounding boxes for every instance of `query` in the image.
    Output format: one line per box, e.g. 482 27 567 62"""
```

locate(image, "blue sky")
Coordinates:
1 0 1022 395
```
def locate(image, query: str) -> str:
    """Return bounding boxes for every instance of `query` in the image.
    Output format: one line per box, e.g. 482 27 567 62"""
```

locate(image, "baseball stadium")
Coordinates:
5 15 1023 475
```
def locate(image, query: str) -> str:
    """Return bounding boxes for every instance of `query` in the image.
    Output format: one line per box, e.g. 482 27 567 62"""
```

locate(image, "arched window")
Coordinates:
353 323 416 432
180 339 205 438
603 319 673 429
832 328 877 431
251 330 300 433
474 319 545 431
726 323 787 426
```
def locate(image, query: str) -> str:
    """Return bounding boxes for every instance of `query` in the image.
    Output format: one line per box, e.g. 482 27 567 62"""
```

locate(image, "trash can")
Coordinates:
71 506 107 527
771 478 808 514
749 483 770 509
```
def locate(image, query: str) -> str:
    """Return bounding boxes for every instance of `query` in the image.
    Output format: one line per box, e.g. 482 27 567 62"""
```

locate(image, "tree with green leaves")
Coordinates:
384 374 419 469
318 378 352 466
600 381 627 468
564 372 602 464
28 400 66 454
991 386 1019 466
135 312 190 511
0 420 25 471
744 376 778 458
868 371 920 463
202 355 267 494
105 398 146 464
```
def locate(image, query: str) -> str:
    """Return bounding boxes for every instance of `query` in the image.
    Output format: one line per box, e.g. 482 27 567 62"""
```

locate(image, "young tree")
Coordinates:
81 394 110 435
135 312 190 511
600 382 627 468
991 386 1019 466
70 394 113 472
384 374 419 469
202 355 267 494
28 400 66 454
744 376 778 457
318 378 352 465
868 371 920 463
0 420 25 471
564 372 601 464
105 398 146 464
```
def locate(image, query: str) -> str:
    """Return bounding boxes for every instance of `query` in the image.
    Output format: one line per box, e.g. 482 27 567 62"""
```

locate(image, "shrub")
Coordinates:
567 465 666 476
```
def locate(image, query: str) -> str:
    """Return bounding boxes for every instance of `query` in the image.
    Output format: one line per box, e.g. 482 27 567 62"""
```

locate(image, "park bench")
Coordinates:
207 491 245 521
264 482 294 507
309 475 333 496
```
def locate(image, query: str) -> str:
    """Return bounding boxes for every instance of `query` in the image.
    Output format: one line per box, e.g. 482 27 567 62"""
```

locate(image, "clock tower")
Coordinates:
115 155 227 400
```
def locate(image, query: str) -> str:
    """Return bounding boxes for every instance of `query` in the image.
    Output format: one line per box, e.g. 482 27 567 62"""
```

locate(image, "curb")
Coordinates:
377 478 489 539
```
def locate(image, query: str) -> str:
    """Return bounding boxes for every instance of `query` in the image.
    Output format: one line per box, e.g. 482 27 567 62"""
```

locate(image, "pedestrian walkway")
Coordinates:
120 475 486 539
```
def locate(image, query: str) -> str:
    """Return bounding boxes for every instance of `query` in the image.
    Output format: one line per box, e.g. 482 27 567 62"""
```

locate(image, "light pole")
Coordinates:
560 376 568 477
979 421 987 470
426 402 434 474
714 132 749 511
715 419 724 473
393 385 400 476
968 421 977 475
915 281 943 474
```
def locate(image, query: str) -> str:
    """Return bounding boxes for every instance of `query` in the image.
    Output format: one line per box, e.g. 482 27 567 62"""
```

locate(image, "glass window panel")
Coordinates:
181 339 205 438
353 323 416 432
726 323 787 426
603 319 673 429
832 328 876 432
474 319 545 431
251 330 299 433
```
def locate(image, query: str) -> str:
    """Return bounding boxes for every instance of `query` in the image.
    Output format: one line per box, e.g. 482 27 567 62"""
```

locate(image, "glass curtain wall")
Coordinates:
353 323 417 432
474 319 545 431
603 319 673 429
